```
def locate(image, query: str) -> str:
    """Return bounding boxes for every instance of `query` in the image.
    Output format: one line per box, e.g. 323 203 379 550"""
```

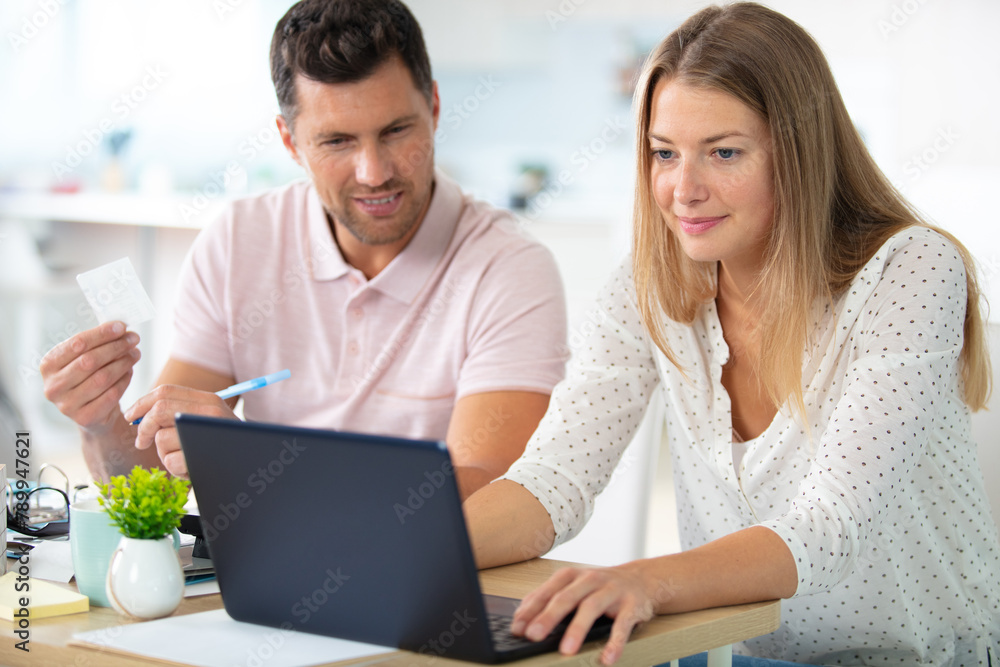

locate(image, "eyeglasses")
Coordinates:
7 487 70 537
6 463 76 538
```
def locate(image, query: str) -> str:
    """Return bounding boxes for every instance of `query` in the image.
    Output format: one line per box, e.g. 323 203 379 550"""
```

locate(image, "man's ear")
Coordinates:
276 114 302 166
430 81 440 133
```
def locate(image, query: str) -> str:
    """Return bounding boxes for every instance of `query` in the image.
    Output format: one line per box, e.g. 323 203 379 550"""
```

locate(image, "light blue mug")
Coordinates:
69 498 121 607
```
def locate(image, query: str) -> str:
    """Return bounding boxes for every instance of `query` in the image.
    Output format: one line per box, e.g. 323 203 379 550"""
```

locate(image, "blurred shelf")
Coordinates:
0 191 228 229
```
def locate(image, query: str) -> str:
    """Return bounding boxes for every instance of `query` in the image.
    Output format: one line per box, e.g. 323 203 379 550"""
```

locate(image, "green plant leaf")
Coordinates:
95 466 191 539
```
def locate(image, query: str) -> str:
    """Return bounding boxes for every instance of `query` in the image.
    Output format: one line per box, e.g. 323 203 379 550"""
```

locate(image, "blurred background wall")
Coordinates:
1 1 998 551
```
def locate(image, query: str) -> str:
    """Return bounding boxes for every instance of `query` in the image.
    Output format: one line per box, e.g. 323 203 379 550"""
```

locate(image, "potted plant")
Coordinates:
97 466 190 619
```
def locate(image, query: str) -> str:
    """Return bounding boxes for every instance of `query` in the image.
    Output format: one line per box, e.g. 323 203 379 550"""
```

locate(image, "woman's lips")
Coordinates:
677 216 727 234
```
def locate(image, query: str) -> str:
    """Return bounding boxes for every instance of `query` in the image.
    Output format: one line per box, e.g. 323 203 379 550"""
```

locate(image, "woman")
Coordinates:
465 3 999 666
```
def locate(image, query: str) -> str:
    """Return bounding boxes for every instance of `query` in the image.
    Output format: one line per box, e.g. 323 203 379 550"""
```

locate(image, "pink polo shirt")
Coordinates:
169 170 568 441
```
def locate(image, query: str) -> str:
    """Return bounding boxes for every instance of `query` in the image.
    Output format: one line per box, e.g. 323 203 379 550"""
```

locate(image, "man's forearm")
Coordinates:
455 465 497 501
80 413 160 483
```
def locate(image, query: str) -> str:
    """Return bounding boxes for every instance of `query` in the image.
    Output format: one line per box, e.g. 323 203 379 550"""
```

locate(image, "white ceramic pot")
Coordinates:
105 535 184 620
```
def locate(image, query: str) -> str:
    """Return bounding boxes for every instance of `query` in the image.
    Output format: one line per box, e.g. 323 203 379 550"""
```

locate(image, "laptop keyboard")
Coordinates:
488 613 540 650
484 596 615 659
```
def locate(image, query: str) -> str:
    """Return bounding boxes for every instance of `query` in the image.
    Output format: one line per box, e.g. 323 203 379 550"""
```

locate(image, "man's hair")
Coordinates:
270 0 433 129
631 2 990 415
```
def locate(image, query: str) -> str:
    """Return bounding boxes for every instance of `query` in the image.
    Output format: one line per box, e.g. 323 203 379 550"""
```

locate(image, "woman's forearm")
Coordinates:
465 479 556 569
623 525 798 613
465 478 797 613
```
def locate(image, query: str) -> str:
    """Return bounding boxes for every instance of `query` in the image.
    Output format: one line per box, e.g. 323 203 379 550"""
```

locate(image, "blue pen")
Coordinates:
130 369 291 425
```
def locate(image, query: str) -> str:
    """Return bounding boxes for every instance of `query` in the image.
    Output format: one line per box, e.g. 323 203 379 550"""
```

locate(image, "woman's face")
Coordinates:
648 79 775 274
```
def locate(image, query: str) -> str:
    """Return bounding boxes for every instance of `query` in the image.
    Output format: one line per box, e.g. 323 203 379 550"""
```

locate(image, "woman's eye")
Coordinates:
653 149 674 161
715 148 738 160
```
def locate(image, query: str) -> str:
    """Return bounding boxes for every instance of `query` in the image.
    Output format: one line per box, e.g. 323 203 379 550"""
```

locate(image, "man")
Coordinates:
40 0 567 500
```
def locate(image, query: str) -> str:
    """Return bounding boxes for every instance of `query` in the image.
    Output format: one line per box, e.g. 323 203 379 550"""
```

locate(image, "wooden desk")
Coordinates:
2 559 779 667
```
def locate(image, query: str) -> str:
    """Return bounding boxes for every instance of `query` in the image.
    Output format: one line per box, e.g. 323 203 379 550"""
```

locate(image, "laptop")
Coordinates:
175 414 612 663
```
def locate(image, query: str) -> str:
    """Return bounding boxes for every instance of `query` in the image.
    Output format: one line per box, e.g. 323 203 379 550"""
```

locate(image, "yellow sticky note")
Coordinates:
0 572 89 621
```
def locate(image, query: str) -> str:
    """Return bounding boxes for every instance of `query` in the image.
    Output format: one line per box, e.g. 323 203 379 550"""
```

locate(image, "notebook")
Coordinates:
175 414 612 664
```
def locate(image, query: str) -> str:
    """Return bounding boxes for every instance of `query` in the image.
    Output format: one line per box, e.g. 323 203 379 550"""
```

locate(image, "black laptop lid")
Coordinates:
176 414 497 660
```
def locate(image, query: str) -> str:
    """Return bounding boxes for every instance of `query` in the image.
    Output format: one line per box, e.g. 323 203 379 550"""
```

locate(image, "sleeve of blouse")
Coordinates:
759 229 969 596
498 256 662 546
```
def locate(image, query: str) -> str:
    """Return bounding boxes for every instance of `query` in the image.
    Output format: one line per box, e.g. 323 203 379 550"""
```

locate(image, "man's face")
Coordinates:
278 56 439 248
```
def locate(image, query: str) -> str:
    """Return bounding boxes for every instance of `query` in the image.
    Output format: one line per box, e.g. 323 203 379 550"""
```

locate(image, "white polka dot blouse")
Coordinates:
501 226 999 665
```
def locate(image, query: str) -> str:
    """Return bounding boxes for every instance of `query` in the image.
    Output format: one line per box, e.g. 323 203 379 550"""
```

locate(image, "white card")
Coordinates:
76 257 156 328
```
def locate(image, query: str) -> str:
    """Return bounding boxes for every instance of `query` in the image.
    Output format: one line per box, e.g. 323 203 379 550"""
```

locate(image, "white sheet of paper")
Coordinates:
8 537 74 583
72 608 395 667
76 256 156 327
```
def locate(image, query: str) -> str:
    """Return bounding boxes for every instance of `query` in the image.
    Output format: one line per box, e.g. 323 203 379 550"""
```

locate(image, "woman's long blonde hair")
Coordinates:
632 2 991 415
